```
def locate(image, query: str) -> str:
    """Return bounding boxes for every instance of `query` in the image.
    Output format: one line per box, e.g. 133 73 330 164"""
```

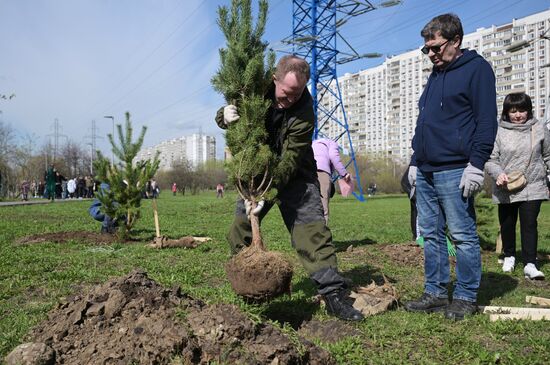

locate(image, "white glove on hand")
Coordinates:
223 105 240 125
459 163 484 198
408 166 417 187
245 199 265 217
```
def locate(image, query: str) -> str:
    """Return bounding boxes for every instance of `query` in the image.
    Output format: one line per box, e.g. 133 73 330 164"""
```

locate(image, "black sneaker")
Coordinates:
444 299 478 321
404 293 448 313
322 290 364 322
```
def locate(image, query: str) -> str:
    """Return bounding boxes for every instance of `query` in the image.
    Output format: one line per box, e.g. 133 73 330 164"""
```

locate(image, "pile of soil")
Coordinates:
7 270 335 365
379 243 424 267
15 231 119 245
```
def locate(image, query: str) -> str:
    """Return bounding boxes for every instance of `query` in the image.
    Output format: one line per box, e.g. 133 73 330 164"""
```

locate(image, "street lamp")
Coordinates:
103 115 114 166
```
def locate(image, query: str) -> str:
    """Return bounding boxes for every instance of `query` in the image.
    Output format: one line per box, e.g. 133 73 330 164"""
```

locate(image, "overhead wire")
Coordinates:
83 0 189 115
91 0 209 117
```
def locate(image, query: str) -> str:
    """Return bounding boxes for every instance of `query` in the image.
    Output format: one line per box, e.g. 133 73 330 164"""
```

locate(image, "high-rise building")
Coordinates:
322 9 550 162
135 134 216 170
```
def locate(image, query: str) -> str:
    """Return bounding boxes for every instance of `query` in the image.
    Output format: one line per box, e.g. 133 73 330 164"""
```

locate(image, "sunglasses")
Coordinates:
421 39 450 55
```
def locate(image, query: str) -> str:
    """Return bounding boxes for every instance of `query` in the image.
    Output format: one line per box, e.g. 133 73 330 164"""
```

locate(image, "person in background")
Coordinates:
311 138 350 225
172 182 177 196
401 165 418 241
67 177 76 198
20 180 30 201
485 92 548 280
216 55 363 321
216 183 224 198
88 182 120 234
151 179 159 198
404 13 497 320
45 165 56 201
55 171 64 199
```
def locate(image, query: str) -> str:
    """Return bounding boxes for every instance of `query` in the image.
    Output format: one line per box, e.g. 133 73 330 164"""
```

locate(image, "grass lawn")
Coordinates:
1 192 549 364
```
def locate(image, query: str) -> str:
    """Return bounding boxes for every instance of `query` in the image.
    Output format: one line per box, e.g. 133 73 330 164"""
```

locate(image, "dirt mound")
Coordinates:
379 243 424 267
12 270 334 364
15 231 120 245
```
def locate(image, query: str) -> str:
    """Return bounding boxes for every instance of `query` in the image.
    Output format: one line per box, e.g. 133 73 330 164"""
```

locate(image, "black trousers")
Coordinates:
498 200 542 265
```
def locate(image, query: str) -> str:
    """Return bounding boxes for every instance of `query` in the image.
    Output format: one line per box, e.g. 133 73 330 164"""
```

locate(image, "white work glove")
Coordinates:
223 105 240 126
459 163 484 198
245 199 265 217
407 166 418 199
408 166 417 188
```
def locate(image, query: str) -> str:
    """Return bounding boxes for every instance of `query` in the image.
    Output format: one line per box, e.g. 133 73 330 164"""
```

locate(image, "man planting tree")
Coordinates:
215 53 363 321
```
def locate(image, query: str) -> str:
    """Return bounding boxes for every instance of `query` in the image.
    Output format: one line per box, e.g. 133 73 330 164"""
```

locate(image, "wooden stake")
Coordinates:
481 306 550 314
152 199 160 238
490 313 550 321
526 296 550 307
495 230 502 254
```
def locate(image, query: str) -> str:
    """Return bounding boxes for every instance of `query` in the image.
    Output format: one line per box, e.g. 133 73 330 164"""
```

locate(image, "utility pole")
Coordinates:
46 118 68 162
84 120 103 175
284 0 399 201
104 116 115 166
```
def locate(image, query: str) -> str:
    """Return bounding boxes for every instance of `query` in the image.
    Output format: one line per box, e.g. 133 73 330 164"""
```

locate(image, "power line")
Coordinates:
100 19 216 116
87 0 208 116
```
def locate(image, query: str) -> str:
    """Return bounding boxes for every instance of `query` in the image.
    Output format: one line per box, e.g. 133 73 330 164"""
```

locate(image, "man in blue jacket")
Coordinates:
405 14 497 320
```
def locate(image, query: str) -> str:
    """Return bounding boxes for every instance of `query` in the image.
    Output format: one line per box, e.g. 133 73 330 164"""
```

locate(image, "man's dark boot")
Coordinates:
323 290 364 321
404 293 448 313
444 299 478 321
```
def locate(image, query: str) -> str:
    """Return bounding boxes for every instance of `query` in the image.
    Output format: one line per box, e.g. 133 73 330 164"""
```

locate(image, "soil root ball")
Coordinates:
226 246 293 301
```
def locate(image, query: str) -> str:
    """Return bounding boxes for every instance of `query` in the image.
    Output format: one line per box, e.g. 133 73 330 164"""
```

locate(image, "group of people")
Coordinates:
215 12 547 323
20 166 97 201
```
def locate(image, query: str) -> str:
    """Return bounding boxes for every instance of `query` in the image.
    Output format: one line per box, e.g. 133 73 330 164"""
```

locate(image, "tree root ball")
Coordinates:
226 246 293 301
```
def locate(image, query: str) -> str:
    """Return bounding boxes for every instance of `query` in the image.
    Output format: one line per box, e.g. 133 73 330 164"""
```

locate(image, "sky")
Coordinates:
1 0 549 159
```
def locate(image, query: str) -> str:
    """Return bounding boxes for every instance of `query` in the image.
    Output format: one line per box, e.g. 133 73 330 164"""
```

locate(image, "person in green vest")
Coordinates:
45 164 56 201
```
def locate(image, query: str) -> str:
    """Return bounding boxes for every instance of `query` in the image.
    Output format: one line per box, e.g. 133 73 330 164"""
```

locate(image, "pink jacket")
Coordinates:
312 138 348 177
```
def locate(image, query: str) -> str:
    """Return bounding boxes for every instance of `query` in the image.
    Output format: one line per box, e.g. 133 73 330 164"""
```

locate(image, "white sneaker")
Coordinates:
524 263 545 280
502 256 515 273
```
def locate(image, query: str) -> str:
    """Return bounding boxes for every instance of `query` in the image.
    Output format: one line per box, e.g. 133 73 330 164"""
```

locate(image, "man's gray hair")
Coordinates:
421 13 464 47
275 55 310 83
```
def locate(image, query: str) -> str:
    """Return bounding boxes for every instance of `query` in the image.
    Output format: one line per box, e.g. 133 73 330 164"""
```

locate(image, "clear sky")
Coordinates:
1 0 549 159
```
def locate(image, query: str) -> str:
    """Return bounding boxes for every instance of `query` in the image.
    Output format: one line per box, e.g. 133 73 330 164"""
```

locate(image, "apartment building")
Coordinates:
135 133 216 170
323 9 550 162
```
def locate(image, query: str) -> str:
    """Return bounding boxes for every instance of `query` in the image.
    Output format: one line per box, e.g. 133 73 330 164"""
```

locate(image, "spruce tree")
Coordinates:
93 112 160 238
212 0 292 300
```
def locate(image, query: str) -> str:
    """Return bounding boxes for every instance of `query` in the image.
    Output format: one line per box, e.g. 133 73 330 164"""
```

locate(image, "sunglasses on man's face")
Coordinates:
421 39 450 55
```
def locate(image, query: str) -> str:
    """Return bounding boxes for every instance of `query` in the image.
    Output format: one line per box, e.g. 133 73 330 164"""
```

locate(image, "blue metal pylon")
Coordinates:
288 0 376 202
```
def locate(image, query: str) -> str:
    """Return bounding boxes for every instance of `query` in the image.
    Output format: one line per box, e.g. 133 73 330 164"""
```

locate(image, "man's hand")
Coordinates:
459 163 484 198
408 166 417 187
343 173 351 182
245 199 265 217
223 105 240 126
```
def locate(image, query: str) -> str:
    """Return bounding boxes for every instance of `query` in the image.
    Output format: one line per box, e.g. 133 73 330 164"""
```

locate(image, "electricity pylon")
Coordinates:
283 0 390 201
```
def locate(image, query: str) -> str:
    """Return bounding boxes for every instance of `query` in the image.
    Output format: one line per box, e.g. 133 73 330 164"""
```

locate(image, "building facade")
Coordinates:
135 134 216 170
322 9 550 162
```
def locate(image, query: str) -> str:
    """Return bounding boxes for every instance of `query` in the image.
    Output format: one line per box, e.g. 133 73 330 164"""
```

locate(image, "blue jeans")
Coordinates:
416 167 481 303
88 199 112 229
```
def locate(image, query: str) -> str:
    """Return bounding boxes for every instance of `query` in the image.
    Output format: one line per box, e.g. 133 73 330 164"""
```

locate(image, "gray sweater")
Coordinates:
485 118 550 203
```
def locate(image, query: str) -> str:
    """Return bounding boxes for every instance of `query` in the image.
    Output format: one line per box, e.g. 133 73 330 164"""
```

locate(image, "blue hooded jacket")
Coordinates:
411 49 497 172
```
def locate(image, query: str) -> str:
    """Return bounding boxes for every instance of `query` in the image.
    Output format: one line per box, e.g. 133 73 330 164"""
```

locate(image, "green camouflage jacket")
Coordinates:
216 83 317 190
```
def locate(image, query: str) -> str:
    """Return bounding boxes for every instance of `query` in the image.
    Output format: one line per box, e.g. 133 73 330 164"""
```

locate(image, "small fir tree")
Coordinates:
211 0 275 247
93 112 160 238
211 0 292 300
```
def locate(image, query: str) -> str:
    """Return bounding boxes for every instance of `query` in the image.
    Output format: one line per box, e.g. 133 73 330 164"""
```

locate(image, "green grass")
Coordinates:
1 192 549 364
